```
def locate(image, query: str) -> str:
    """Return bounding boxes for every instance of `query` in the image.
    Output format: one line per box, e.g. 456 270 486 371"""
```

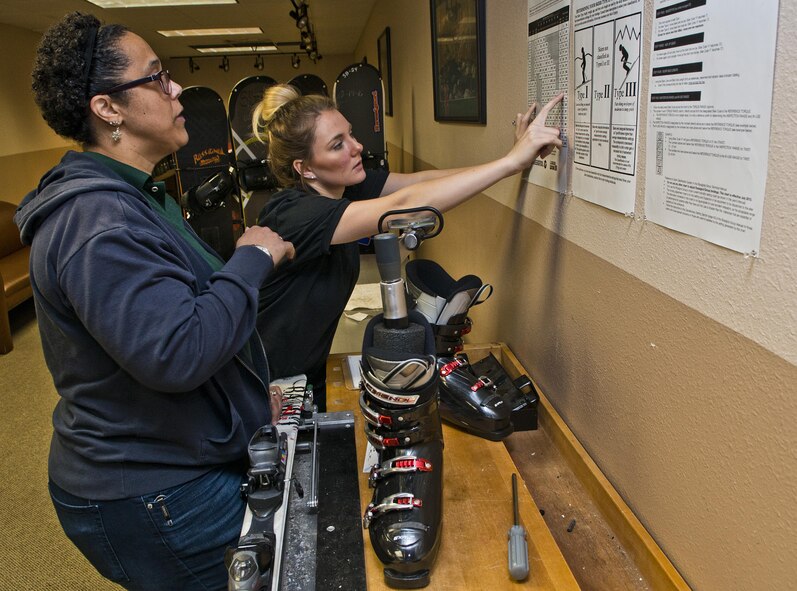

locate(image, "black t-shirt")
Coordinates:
256 169 389 385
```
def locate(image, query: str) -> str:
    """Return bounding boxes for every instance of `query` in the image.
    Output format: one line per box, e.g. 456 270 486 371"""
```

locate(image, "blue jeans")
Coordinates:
49 465 247 591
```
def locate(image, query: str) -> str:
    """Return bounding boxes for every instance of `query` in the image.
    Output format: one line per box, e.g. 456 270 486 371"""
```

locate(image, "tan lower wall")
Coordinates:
1 147 72 206
399 145 797 591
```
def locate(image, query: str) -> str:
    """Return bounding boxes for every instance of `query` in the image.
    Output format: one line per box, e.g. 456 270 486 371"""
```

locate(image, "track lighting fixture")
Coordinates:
219 56 230 72
189 57 200 73
289 1 309 30
288 0 320 63
254 55 264 70
291 54 300 69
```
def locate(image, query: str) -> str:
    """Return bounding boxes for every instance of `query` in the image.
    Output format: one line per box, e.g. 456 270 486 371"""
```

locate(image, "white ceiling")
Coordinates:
0 0 377 60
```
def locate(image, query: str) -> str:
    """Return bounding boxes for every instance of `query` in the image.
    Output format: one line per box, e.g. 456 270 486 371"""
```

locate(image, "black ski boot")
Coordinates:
360 235 445 587
405 259 513 441
436 355 514 440
360 310 443 588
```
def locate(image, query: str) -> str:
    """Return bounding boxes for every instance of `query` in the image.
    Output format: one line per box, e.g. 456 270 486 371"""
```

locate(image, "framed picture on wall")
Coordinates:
430 0 486 123
377 27 393 116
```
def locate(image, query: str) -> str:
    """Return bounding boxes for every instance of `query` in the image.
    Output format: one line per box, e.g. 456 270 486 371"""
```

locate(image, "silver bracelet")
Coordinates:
253 244 273 261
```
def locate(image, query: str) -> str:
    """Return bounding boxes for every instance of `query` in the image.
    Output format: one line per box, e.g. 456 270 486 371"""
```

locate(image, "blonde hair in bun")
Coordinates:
251 83 336 188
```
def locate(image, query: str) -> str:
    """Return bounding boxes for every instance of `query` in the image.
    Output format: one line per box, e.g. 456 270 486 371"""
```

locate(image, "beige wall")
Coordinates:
358 2 796 590
3 4 795 590
0 24 74 204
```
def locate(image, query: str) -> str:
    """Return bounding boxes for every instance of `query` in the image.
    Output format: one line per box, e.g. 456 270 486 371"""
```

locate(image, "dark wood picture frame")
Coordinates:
377 27 393 116
430 0 486 123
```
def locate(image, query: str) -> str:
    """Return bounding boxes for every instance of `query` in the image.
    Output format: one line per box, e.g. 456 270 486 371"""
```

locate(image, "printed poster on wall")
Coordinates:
527 0 570 193
644 0 779 254
572 0 644 213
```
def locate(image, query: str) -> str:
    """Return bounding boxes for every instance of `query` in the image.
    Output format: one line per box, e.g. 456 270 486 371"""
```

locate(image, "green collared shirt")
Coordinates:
84 152 224 271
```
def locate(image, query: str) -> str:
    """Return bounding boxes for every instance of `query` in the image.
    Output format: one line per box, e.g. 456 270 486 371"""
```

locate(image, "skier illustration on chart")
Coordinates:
619 44 631 74
576 45 592 88
614 22 640 91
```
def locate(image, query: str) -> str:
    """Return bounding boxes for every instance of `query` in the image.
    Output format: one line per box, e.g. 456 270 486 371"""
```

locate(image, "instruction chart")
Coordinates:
527 0 570 193
572 0 643 213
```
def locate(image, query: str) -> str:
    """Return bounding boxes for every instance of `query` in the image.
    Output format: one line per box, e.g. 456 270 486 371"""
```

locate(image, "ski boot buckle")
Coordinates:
363 493 423 529
369 455 433 487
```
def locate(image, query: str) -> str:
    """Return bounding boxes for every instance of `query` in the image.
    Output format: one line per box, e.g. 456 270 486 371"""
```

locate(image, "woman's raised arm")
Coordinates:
331 92 564 245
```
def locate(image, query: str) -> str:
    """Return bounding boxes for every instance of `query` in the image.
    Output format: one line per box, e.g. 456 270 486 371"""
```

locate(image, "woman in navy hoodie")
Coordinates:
14 12 294 590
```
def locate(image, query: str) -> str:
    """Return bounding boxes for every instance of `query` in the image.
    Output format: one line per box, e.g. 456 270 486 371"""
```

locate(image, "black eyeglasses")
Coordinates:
98 70 172 96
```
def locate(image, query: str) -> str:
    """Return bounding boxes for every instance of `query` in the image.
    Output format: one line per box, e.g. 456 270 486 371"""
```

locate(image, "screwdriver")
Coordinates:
508 473 529 580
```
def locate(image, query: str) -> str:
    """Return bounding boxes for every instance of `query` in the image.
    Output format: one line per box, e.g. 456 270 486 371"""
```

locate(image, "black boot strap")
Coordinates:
359 391 439 429
360 367 438 408
364 419 439 450
433 316 472 338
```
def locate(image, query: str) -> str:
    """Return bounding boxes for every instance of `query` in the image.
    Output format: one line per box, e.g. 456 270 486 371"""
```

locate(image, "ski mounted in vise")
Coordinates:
226 381 367 591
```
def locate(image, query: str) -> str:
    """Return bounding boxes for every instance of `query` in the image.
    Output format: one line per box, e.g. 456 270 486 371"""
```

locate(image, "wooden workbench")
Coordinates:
325 350 580 591
326 342 692 591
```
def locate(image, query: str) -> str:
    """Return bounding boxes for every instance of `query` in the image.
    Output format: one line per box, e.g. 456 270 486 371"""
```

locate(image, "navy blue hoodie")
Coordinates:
15 151 274 499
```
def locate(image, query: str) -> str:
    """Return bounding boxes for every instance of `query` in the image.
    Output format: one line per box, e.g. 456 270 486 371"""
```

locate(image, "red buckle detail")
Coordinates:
394 458 433 471
454 343 464 353
395 496 423 507
440 358 466 376
383 437 400 446
471 379 486 391
378 414 393 426
461 325 472 335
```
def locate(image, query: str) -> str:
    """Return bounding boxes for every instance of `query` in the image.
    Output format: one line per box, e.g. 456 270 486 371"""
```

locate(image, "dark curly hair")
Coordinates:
32 12 130 146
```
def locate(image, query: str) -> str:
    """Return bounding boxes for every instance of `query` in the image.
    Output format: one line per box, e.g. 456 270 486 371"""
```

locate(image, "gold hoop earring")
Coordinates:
110 120 122 143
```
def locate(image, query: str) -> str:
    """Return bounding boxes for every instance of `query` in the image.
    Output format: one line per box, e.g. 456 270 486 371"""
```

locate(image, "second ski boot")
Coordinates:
436 354 514 440
405 259 513 441
360 310 444 589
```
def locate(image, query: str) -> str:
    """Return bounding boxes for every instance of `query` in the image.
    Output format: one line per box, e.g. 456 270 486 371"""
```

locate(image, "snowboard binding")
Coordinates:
360 234 444 588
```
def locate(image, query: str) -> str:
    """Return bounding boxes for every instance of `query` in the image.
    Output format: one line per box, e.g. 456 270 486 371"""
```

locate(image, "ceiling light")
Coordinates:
194 44 278 54
158 28 262 37
290 4 309 30
254 55 264 70
86 0 236 7
219 56 230 72
291 54 300 69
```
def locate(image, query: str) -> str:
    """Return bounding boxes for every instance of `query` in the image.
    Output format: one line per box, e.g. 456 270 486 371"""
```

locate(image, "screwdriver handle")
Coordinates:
508 474 529 580
508 525 529 580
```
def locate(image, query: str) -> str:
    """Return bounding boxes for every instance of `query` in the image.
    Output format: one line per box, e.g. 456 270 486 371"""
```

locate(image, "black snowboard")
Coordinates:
229 75 278 226
334 62 388 171
288 73 329 97
173 86 242 260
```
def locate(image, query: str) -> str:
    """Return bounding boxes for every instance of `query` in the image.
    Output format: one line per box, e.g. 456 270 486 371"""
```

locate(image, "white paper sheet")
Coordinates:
571 0 644 213
527 0 571 193
644 0 779 254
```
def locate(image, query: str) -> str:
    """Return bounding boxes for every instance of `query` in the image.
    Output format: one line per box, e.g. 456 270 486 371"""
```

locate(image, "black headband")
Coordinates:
81 25 99 98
